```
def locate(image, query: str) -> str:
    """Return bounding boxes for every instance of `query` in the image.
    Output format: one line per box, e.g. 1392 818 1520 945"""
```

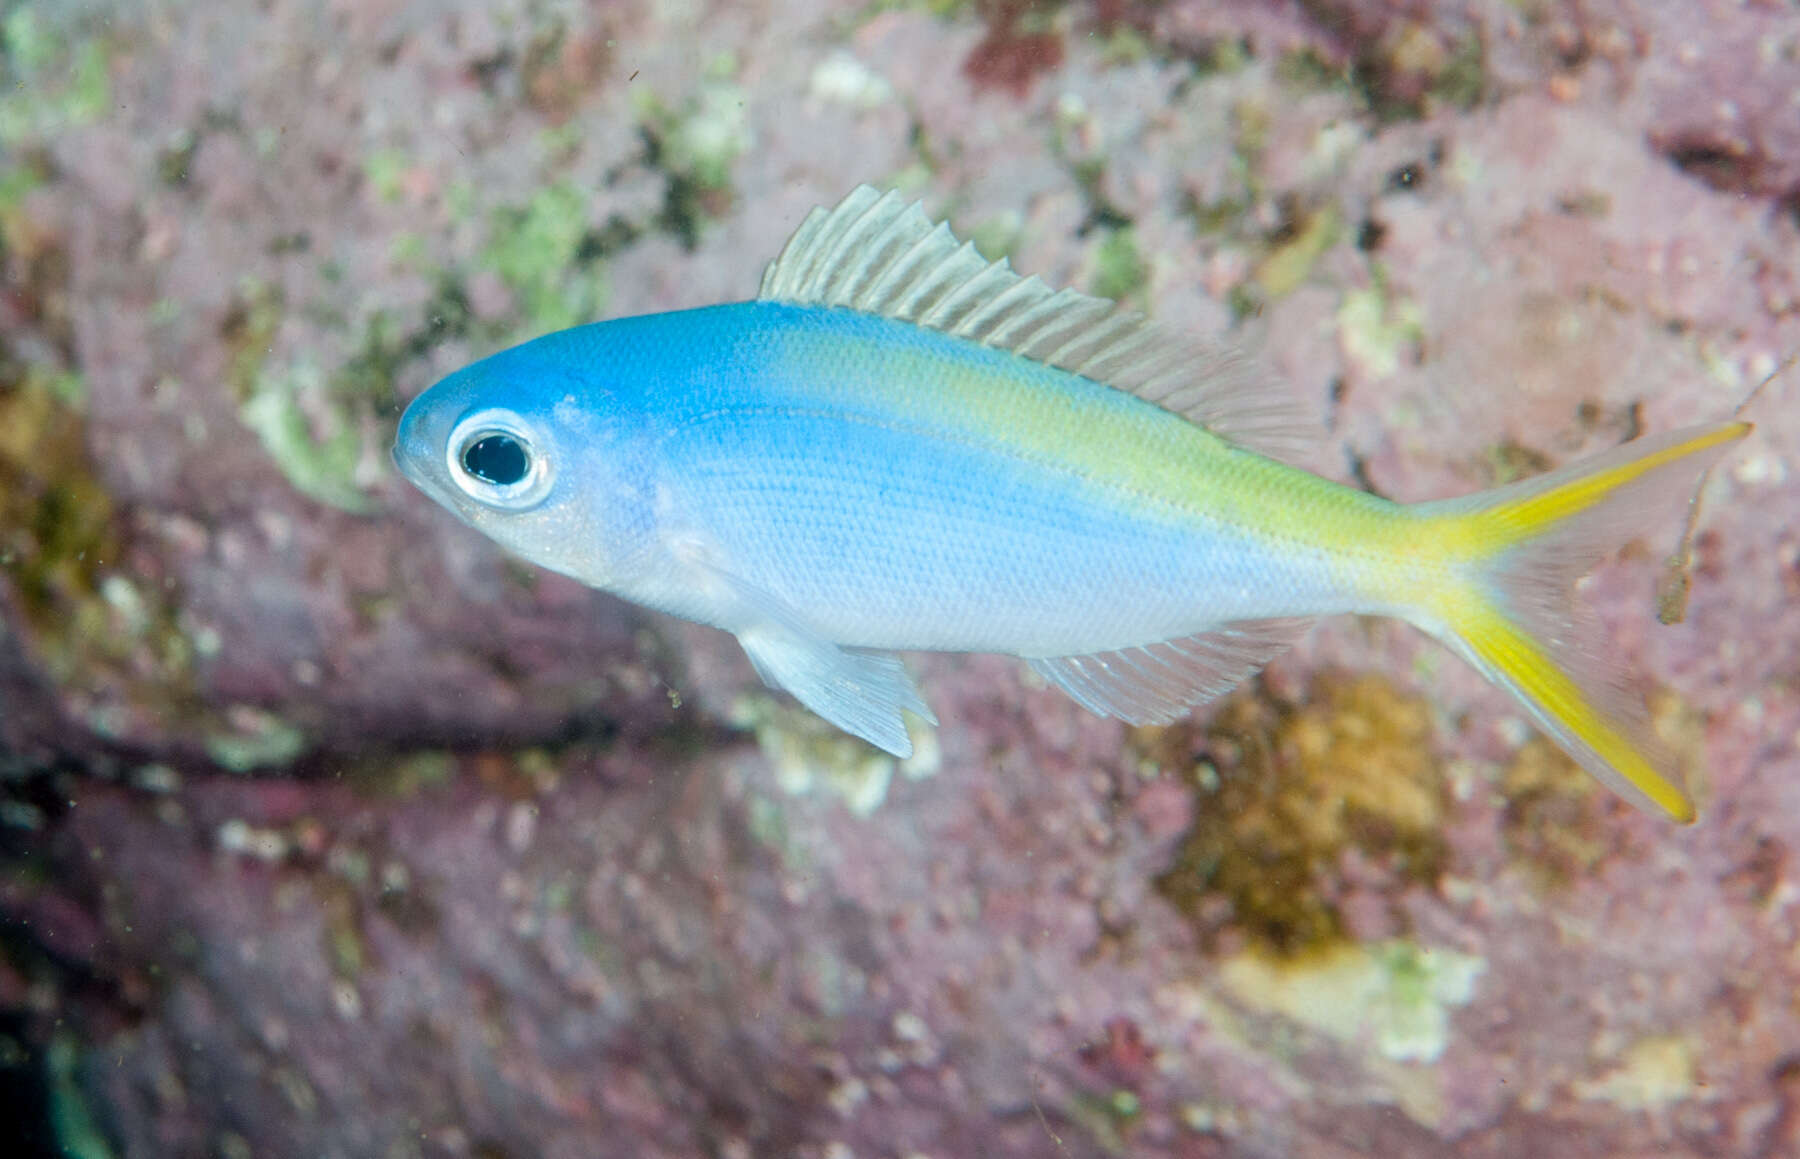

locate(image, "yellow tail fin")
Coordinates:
1410 422 1751 822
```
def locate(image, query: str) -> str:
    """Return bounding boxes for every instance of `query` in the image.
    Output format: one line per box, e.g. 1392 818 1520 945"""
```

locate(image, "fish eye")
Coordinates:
462 433 529 486
446 409 554 510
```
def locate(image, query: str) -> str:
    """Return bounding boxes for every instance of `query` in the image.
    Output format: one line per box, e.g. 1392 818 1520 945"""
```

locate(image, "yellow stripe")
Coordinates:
1453 598 1693 822
1478 422 1751 551
782 317 1398 547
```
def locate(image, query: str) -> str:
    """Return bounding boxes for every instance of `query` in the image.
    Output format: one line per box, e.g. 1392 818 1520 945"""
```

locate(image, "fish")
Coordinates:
393 185 1750 822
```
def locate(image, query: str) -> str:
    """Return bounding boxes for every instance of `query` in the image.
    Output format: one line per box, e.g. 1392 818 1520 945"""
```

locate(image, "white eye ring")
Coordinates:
446 408 555 510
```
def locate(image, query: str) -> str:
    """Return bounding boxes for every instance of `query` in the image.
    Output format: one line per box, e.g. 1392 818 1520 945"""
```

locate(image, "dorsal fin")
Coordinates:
759 185 1315 463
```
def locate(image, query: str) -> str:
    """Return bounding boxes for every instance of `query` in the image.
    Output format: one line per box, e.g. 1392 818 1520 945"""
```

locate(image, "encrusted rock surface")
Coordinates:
2 2 1797 1156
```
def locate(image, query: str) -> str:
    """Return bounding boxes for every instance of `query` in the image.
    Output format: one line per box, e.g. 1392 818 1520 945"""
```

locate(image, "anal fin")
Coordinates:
1028 618 1310 725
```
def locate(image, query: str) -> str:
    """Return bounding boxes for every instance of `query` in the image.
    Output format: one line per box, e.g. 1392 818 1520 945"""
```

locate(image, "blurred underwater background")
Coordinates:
2 0 1800 1155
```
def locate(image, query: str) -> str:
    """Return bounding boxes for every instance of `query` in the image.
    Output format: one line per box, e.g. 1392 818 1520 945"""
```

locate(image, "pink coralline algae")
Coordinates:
1 1 1798 1157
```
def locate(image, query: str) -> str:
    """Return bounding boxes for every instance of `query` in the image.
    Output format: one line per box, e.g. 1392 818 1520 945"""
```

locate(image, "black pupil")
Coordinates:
462 434 529 487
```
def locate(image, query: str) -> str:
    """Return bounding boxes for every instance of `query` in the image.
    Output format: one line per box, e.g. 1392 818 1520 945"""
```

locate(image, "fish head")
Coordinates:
393 335 651 589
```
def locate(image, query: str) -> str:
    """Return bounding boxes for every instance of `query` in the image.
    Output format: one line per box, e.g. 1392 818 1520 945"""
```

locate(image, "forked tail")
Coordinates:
1406 422 1752 822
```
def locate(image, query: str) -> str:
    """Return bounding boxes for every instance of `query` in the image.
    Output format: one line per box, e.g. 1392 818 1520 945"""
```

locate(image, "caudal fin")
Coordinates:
1407 422 1751 822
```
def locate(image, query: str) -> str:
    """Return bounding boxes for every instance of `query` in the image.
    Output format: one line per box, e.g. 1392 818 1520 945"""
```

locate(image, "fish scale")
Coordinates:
657 312 1307 651
394 185 1750 821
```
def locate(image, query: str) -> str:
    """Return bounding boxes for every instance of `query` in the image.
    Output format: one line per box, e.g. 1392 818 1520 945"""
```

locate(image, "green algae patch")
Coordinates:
1219 939 1484 1065
1274 47 1352 97
636 75 752 248
224 279 378 513
0 167 214 746
1163 939 1484 1133
240 359 378 514
46 1033 115 1159
966 211 1024 266
1379 23 1485 118
221 280 285 396
482 181 610 335
1318 20 1488 124
326 901 366 979
656 81 750 190
361 148 410 205
1253 205 1340 299
740 698 895 817
1337 284 1424 382
352 750 458 799
733 696 938 818
1058 1087 1145 1156
1089 227 1148 305
229 281 466 514
0 359 206 733
1151 674 1449 957
204 707 308 773
1575 1035 1698 1111
0 7 112 146
809 51 898 111
0 368 114 634
1481 439 1555 487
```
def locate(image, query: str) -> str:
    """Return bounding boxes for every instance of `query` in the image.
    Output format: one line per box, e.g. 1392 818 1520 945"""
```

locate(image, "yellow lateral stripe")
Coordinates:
1481 422 1751 549
1457 601 1693 822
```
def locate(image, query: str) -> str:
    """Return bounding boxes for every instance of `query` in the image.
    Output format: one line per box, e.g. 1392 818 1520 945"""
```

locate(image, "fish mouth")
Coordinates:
391 395 485 521
390 399 441 488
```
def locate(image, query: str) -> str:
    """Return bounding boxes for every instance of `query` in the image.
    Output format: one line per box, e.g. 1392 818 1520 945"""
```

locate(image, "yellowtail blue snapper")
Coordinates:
394 186 1750 822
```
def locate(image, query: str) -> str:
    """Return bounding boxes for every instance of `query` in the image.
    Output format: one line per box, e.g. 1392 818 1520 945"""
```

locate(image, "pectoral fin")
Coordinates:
687 557 935 757
737 623 934 758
